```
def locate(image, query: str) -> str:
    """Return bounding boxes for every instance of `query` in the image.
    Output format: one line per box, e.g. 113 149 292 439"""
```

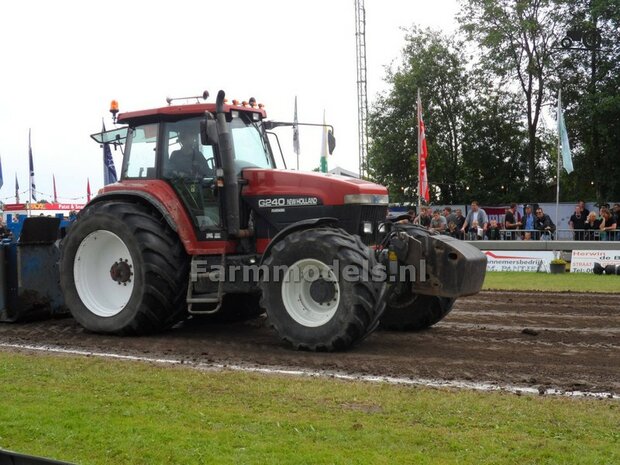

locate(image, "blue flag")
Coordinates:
15 173 19 203
557 91 573 174
102 122 118 185
29 129 37 202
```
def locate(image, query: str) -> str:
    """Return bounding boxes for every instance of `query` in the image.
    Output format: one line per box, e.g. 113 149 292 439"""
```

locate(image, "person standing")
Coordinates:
522 205 536 239
599 207 617 241
461 201 488 240
569 205 587 240
534 207 556 240
443 207 457 229
578 200 590 218
487 219 502 240
414 207 432 228
0 218 11 240
454 209 466 239
430 209 447 233
504 203 522 240
613 204 620 240
584 211 602 240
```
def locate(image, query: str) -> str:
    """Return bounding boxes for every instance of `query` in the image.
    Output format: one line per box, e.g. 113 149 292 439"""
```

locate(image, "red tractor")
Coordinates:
58 90 486 351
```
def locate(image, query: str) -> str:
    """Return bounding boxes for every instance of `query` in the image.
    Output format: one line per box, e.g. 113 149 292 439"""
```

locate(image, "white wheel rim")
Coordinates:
74 230 135 317
281 258 340 327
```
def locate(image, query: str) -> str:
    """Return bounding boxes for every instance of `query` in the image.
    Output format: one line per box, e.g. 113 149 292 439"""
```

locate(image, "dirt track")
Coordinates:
0 291 618 395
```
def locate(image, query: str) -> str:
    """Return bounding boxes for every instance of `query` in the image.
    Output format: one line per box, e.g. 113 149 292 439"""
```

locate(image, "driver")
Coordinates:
168 128 212 177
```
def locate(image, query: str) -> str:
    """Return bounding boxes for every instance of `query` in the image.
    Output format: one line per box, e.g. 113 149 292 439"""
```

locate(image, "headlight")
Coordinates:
362 221 373 235
344 194 389 205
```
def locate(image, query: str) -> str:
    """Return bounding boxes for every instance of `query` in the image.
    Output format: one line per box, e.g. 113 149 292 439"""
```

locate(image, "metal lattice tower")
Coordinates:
354 0 369 178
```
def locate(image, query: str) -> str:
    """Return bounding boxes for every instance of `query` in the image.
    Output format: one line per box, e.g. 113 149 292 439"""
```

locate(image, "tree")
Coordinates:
459 83 531 204
459 0 562 197
553 0 620 202
367 27 469 204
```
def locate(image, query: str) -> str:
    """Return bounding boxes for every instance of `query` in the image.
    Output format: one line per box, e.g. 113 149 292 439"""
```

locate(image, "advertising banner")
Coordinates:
570 250 620 273
484 250 554 273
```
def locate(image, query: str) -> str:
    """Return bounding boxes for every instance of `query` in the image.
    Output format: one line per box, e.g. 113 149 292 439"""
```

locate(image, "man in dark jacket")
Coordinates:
534 207 555 240
504 203 522 240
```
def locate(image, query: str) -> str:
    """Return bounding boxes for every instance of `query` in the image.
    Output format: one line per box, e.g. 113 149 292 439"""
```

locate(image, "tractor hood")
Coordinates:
241 169 388 206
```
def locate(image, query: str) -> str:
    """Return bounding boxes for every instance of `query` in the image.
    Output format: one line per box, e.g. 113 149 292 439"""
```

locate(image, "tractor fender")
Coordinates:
259 217 338 266
85 190 179 232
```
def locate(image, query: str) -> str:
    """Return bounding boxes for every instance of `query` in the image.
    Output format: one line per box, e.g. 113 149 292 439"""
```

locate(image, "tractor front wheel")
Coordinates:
260 227 385 351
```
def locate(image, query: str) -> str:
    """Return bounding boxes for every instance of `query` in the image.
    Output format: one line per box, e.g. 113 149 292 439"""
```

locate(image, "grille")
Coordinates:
359 205 388 245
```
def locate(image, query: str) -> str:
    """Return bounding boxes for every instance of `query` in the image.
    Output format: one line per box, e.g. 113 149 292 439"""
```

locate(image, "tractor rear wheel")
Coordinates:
60 201 189 335
380 283 455 331
260 227 385 351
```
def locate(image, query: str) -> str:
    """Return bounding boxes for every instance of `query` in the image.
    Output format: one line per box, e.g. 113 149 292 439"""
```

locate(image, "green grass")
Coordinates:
0 352 618 465
483 271 620 293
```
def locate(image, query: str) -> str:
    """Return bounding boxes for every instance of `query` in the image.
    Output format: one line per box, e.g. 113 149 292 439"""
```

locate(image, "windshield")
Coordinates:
230 112 273 170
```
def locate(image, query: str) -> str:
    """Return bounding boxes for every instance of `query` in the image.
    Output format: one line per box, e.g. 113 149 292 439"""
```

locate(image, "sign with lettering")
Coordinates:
570 250 620 273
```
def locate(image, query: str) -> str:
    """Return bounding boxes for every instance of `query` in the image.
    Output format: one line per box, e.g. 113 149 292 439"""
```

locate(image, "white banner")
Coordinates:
484 250 554 273
570 250 620 273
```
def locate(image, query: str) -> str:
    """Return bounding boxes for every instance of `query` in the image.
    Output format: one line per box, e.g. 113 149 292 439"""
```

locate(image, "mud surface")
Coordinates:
1 291 618 395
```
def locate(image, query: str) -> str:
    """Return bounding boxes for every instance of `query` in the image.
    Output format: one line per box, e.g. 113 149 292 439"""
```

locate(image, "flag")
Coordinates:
320 109 328 173
53 175 58 203
557 90 573 174
417 90 430 203
87 178 91 202
0 155 3 190
102 122 118 185
29 128 37 202
293 96 300 158
15 174 19 203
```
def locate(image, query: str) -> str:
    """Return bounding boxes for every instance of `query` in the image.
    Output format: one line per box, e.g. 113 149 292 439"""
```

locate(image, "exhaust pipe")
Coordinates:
215 90 240 236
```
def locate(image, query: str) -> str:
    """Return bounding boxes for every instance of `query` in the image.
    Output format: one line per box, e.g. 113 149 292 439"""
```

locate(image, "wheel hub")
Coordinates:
110 259 132 285
281 258 341 327
309 278 336 304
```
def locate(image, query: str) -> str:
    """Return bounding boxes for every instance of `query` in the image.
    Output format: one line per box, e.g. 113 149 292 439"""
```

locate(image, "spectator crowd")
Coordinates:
403 201 619 241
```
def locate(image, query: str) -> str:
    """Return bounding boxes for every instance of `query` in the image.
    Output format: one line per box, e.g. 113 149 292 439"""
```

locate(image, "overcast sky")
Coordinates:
0 0 459 203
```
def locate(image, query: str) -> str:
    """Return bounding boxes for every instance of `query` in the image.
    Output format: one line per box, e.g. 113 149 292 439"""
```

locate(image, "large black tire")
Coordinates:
60 201 189 335
260 227 385 351
380 283 455 331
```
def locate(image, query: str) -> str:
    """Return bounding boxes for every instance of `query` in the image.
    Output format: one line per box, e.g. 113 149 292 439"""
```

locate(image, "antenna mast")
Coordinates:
354 0 369 179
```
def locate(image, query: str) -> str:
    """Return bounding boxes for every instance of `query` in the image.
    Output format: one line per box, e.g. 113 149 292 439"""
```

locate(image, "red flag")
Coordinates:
53 174 58 203
417 90 430 203
87 178 91 202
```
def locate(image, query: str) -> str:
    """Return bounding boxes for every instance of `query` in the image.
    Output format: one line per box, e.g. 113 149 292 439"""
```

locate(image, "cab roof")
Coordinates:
117 103 267 126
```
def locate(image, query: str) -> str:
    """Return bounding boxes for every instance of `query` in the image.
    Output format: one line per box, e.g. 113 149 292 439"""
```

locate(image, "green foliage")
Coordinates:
459 0 561 198
368 0 620 204
367 27 467 203
552 0 620 202
0 352 619 464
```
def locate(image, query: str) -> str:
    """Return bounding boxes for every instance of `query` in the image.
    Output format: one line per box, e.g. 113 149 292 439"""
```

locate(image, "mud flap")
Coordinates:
388 225 487 298
0 217 66 322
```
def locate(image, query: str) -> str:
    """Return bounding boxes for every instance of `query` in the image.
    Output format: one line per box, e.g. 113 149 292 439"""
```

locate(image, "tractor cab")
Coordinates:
91 94 275 238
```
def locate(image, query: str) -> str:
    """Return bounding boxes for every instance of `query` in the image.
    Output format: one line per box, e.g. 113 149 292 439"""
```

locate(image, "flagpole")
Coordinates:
417 89 422 217
555 90 562 240
28 128 32 217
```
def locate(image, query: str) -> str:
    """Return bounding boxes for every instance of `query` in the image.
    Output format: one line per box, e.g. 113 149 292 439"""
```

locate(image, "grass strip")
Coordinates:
483 271 620 293
0 352 618 465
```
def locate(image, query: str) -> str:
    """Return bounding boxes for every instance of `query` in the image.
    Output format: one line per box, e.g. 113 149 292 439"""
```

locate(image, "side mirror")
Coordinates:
200 113 218 146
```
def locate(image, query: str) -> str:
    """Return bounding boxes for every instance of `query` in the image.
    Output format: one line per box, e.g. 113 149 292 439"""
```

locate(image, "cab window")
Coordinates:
124 124 158 179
